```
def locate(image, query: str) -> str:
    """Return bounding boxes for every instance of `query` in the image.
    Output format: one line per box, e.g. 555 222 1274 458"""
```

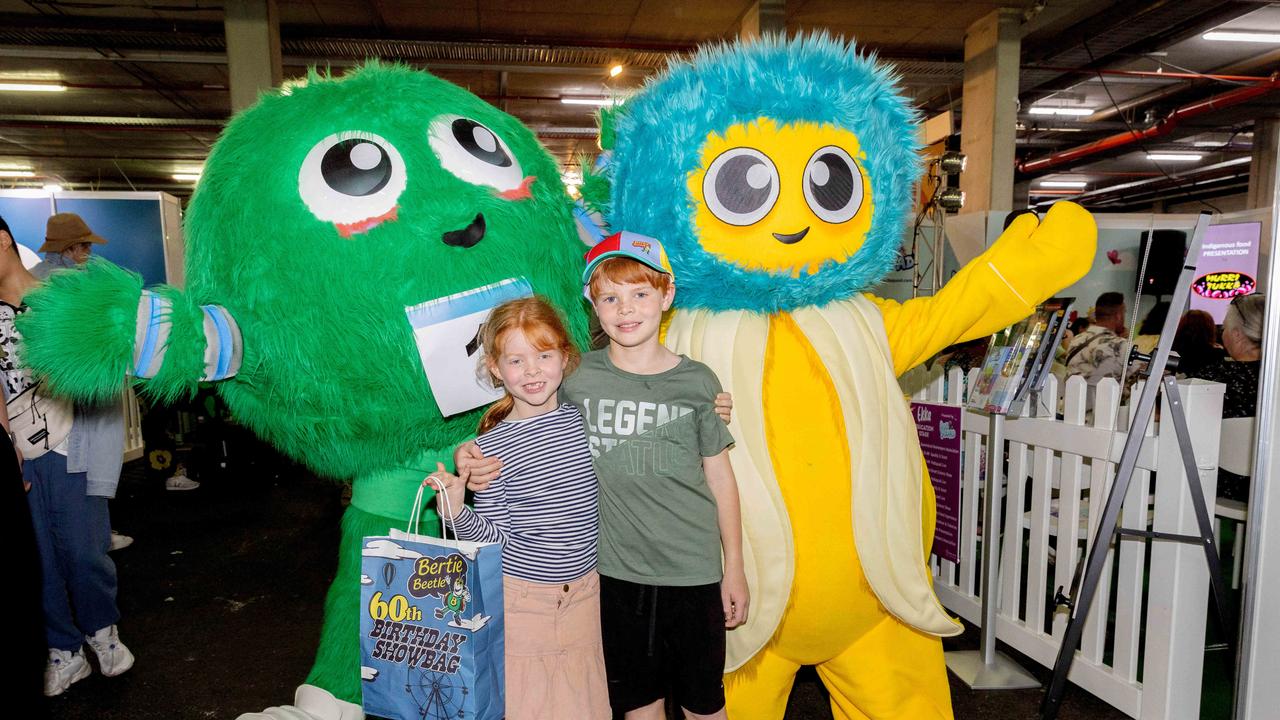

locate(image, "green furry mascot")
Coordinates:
17 64 589 719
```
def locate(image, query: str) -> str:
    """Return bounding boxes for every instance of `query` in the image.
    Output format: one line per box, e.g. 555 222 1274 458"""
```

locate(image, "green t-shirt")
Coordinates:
561 349 734 586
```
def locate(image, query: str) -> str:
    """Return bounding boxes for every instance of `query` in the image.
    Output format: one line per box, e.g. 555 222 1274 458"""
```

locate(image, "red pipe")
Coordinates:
1017 73 1280 175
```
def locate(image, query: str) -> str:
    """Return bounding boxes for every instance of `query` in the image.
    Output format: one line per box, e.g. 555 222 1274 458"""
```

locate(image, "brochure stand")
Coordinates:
946 300 1074 690
1040 212 1232 719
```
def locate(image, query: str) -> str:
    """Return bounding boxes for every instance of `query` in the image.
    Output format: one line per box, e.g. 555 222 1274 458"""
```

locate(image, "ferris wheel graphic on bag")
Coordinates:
405 666 469 720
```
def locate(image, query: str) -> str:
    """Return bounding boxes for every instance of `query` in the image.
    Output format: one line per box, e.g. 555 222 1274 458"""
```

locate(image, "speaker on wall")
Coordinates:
1136 229 1188 297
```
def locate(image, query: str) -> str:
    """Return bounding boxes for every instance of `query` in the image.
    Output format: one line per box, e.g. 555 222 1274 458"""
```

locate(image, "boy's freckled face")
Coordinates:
591 277 674 349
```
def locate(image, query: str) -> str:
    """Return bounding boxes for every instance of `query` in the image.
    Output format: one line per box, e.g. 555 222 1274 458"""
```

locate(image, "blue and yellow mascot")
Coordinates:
592 34 1097 719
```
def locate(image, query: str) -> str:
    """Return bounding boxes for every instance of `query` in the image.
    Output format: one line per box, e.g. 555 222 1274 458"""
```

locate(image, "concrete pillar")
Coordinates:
959 8 1021 215
224 0 282 113
739 0 786 42
1248 117 1279 210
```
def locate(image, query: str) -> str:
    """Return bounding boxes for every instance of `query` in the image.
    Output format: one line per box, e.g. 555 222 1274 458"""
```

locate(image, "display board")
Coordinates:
0 191 184 286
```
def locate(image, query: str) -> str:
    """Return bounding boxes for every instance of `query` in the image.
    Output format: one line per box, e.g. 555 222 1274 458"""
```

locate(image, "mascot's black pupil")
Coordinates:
320 140 392 197
451 119 512 167
809 153 855 211
716 155 773 214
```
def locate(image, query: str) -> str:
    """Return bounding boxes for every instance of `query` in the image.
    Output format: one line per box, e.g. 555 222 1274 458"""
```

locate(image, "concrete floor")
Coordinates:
36 442 1132 720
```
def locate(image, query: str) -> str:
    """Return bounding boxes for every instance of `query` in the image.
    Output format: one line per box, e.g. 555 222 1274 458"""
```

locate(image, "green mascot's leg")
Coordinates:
304 503 441 704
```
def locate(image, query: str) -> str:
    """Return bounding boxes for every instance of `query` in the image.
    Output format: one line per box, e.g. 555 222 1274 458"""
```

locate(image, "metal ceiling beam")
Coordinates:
1017 73 1280 175
1019 0 1260 102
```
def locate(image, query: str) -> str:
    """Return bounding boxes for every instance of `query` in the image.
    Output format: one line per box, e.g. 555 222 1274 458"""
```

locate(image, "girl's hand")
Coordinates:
425 462 468 520
722 566 750 629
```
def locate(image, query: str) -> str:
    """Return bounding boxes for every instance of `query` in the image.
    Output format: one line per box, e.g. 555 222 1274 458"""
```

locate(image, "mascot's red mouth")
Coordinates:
497 176 536 200
336 206 398 238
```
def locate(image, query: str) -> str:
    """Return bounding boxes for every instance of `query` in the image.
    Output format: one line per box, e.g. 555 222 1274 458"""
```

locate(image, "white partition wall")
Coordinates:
905 368 1224 719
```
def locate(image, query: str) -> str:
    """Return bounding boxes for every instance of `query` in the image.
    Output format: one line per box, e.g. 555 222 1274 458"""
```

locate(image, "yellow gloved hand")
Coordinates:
982 201 1098 309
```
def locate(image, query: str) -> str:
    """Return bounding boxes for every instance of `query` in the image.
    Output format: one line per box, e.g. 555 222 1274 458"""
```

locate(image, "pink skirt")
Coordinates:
503 570 611 720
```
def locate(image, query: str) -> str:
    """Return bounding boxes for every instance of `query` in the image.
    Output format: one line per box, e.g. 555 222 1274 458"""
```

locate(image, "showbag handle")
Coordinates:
406 474 458 545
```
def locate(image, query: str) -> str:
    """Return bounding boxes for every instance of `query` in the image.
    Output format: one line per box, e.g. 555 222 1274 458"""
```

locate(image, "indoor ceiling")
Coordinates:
0 0 1277 211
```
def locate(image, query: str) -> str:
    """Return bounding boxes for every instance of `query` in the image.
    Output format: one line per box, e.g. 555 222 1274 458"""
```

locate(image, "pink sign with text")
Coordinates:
1190 222 1261 323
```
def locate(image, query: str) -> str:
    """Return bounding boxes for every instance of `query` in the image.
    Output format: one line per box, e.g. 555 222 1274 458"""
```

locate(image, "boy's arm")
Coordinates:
454 440 503 491
705 449 749 628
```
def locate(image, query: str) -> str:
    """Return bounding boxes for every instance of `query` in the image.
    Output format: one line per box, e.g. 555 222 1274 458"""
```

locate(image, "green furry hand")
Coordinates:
16 259 143 404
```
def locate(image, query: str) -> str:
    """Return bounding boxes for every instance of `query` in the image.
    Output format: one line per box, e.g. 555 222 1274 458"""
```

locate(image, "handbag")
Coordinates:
6 383 73 459
360 481 505 720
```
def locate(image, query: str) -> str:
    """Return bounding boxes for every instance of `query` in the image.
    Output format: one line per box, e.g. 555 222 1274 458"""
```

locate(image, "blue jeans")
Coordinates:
24 451 120 651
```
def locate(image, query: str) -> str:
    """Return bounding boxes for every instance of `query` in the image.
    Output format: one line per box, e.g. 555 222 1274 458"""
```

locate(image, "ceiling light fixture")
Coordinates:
1147 153 1202 162
1039 180 1087 189
0 82 67 92
1202 30 1280 44
609 65 624 77
42 184 63 193
1028 106 1094 116
172 173 202 182
560 96 621 106
0 170 35 178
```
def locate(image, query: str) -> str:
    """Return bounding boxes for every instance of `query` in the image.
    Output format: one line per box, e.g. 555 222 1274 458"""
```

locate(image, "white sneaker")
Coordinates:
236 684 364 720
44 648 91 697
84 625 134 677
109 531 133 551
165 471 200 491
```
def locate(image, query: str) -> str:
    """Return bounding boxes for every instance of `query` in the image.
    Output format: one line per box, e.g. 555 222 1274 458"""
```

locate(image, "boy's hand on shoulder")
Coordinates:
722 566 750 629
714 391 733 425
454 440 502 491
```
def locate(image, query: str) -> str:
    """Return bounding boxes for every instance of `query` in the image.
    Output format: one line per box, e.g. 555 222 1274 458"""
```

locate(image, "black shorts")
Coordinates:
599 574 726 715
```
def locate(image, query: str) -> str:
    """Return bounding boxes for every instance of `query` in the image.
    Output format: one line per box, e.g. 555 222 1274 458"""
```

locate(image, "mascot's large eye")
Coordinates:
803 146 863 224
428 114 524 192
702 148 779 226
299 132 407 225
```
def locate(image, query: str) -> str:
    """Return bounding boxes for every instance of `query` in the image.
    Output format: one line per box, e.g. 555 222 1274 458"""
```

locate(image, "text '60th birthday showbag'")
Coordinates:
360 532 504 720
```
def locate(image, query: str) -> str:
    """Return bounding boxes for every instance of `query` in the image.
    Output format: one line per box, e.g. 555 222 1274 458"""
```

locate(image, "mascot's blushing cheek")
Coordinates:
686 118 875 277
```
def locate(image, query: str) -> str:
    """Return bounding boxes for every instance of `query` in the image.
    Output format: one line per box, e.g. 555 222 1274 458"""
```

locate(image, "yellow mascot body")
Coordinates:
600 36 1097 720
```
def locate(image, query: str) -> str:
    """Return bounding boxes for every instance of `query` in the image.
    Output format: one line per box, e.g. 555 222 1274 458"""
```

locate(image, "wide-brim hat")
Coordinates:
582 231 673 287
40 212 107 253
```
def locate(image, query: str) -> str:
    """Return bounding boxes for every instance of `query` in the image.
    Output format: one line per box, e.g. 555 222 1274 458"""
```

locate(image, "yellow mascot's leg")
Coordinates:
815 616 953 720
724 649 801 720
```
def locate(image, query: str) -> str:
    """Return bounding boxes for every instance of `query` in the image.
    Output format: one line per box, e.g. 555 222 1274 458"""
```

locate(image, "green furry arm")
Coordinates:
16 258 242 405
16 259 141 404
141 285 210 404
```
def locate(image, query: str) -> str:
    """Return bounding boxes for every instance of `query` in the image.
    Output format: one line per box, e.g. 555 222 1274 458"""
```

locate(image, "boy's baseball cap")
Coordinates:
581 231 673 287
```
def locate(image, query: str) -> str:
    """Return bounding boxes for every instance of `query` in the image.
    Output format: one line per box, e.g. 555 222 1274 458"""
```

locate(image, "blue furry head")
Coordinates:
608 33 920 313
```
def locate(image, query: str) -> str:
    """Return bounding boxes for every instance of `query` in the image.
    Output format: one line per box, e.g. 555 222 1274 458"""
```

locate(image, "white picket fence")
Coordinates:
902 366 1225 720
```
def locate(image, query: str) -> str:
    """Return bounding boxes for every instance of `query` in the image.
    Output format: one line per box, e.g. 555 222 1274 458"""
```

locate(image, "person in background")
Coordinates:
1171 309 1225 377
22 213 133 697
1133 301 1169 355
32 213 103 279
1192 294 1265 501
0 215 49 710
1062 291 1130 410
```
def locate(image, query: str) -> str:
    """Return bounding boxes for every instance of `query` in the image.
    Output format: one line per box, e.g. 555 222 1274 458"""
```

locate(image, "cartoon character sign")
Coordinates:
437 576 472 623
18 63 589 719
592 34 1097 719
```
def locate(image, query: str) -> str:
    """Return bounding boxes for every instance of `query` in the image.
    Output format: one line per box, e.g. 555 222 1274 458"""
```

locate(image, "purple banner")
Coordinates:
912 401 962 564
1191 222 1261 323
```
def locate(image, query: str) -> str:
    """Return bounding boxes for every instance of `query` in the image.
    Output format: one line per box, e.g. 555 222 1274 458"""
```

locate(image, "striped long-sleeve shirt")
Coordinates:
450 403 599 583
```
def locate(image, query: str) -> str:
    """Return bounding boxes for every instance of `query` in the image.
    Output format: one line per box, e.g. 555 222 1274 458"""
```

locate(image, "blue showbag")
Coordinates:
360 485 504 720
